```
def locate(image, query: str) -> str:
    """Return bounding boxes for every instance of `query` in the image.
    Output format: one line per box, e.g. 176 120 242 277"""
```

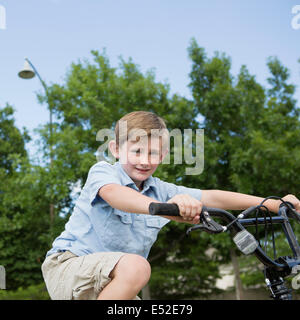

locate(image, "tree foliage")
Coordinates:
0 106 52 289
187 38 300 291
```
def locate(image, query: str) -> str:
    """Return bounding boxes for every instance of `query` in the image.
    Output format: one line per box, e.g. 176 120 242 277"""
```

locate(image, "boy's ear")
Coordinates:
108 140 119 159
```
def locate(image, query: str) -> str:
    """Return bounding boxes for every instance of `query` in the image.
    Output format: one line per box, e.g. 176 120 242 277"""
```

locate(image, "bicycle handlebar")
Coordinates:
148 200 300 277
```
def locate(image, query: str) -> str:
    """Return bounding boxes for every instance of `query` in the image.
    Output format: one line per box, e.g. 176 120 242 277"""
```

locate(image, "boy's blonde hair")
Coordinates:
115 111 168 146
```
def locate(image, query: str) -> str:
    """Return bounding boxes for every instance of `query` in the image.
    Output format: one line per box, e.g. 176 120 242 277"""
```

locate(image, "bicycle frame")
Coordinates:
241 218 300 258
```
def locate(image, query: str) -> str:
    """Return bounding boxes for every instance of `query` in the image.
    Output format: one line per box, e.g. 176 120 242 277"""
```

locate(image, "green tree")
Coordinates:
0 105 53 290
0 105 29 174
187 38 300 295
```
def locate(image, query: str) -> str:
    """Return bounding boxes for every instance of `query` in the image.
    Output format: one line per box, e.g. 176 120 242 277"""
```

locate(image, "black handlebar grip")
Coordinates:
149 203 180 216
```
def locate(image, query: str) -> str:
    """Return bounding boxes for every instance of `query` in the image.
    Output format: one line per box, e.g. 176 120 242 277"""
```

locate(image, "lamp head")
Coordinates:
18 59 35 79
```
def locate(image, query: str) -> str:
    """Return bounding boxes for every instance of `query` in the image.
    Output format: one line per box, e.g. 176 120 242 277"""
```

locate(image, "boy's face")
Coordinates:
118 136 165 189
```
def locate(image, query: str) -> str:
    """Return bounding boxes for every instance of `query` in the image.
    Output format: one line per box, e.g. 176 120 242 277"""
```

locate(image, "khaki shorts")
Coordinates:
41 250 140 300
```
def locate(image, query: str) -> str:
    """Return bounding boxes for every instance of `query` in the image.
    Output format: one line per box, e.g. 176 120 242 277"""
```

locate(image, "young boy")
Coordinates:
42 111 300 300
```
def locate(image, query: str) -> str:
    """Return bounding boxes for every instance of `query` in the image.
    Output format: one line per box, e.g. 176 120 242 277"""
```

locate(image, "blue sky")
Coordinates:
0 0 300 157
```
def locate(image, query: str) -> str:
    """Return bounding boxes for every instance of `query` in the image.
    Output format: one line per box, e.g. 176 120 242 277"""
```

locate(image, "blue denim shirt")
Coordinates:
46 161 202 258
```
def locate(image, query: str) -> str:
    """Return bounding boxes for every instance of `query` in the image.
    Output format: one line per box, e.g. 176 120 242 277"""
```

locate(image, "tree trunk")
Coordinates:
141 283 151 300
230 248 243 300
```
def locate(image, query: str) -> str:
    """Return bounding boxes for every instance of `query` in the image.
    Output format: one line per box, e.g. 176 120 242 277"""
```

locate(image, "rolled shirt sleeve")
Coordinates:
86 161 121 205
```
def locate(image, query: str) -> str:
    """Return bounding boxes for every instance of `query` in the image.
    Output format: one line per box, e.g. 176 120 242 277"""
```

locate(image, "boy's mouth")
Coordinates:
135 167 150 173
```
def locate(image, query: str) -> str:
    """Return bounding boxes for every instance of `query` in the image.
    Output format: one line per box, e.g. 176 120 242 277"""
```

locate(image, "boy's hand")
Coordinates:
167 194 202 224
282 194 300 213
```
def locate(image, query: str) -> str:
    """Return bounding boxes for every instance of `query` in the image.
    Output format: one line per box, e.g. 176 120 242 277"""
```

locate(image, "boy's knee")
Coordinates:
111 254 151 286
131 255 151 283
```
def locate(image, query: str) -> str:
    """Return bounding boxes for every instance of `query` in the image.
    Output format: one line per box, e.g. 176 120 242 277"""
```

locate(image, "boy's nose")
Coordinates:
139 154 150 165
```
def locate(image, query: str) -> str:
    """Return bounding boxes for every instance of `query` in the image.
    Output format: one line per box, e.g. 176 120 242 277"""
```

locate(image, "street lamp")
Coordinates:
18 57 55 226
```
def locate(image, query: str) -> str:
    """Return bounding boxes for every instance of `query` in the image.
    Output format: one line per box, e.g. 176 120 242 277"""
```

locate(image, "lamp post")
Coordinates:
18 58 55 226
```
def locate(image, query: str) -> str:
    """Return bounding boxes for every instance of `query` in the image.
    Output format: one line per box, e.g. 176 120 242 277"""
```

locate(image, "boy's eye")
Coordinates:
132 149 140 154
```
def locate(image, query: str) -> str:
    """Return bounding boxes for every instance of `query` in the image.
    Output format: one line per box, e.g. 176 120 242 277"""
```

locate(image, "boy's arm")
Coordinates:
99 184 194 223
201 190 300 213
99 184 157 214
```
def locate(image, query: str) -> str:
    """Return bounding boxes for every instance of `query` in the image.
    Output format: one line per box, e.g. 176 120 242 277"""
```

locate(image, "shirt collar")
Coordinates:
115 161 157 192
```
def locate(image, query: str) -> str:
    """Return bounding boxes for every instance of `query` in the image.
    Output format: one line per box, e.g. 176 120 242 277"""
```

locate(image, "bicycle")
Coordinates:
149 196 300 300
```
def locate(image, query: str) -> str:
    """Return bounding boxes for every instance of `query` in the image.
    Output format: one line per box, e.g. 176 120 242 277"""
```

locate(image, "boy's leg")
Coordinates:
41 251 150 300
97 253 151 300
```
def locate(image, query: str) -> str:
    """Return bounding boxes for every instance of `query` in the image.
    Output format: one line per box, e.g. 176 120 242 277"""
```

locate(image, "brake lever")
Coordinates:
186 208 225 236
